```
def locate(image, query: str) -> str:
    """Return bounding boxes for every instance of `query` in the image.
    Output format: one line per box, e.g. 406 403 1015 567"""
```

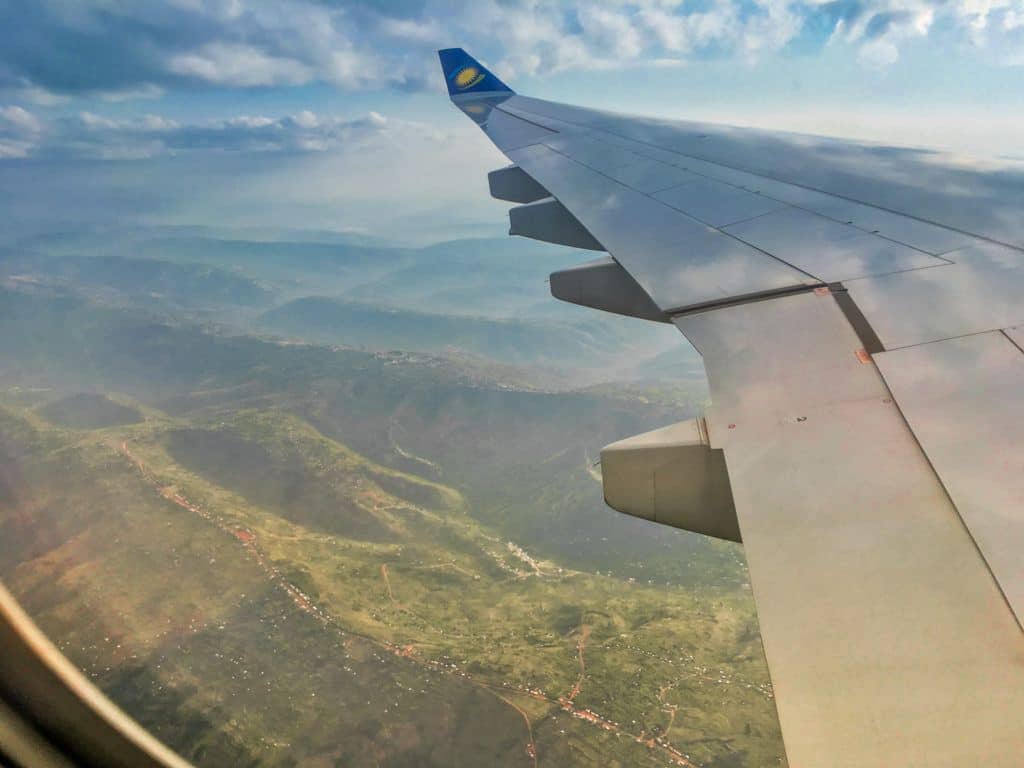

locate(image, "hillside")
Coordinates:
0 248 784 766
258 297 652 371
0 385 783 768
7 228 690 384
1 251 272 308
0 288 720 582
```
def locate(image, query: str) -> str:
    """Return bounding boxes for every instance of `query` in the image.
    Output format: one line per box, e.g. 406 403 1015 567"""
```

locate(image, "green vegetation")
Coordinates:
0 392 783 767
0 233 785 766
38 392 144 429
2 231 689 384
258 296 646 370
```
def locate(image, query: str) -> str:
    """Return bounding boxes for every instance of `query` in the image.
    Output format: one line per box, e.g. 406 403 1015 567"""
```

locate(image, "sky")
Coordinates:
1 0 1023 243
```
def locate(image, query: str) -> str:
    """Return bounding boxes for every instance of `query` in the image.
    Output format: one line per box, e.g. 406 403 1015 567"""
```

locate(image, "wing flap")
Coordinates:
549 256 668 322
488 165 549 203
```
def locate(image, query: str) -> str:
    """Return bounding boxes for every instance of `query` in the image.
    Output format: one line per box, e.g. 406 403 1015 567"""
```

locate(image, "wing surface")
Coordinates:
438 49 1024 767
676 292 1024 767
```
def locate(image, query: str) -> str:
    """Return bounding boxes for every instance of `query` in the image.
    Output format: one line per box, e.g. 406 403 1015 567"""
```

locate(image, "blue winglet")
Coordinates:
438 48 513 96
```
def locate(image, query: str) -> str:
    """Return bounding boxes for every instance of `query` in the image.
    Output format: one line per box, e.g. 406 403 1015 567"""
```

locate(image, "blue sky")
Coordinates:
1 0 1023 242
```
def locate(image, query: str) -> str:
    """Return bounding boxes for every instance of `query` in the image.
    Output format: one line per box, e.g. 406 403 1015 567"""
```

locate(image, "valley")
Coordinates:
0 228 785 767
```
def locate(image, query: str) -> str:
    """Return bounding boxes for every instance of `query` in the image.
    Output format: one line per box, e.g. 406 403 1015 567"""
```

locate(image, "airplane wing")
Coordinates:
438 48 1024 767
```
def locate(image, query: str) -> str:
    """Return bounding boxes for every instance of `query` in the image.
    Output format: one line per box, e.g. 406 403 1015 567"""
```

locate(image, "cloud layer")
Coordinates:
1 0 1022 104
0 104 420 160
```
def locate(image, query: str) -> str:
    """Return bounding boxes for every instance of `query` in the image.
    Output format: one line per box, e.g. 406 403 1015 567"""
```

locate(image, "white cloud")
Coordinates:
824 0 939 65
140 114 178 131
1 105 42 134
636 1 740 54
78 111 119 130
11 83 69 107
168 43 312 87
0 105 43 158
577 6 646 59
463 0 1024 74
951 0 1024 64
2 0 1024 109
291 110 318 129
0 107 415 160
378 16 447 44
858 36 901 65
97 83 166 102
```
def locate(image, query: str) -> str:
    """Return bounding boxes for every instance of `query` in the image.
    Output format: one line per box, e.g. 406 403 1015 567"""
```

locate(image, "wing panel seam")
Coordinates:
875 346 1024 634
536 142 824 287
507 101 1018 256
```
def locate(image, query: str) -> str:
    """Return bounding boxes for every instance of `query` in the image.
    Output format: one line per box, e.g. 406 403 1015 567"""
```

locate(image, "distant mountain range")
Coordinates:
4 225 702 387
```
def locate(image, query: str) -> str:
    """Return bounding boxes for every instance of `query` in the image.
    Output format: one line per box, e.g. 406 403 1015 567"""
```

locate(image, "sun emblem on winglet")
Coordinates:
451 65 485 90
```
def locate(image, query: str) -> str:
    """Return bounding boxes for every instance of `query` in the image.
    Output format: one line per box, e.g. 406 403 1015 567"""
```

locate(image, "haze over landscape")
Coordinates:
0 223 781 767
3 2 1024 766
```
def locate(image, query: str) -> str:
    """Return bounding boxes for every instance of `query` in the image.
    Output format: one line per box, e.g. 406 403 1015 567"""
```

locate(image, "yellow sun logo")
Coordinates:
453 65 485 90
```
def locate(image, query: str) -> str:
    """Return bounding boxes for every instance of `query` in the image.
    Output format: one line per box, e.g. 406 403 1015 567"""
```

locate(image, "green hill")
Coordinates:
0 288 717 582
0 263 784 766
1 251 271 307
37 392 143 429
8 229 692 383
259 297 644 370
0 383 783 768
